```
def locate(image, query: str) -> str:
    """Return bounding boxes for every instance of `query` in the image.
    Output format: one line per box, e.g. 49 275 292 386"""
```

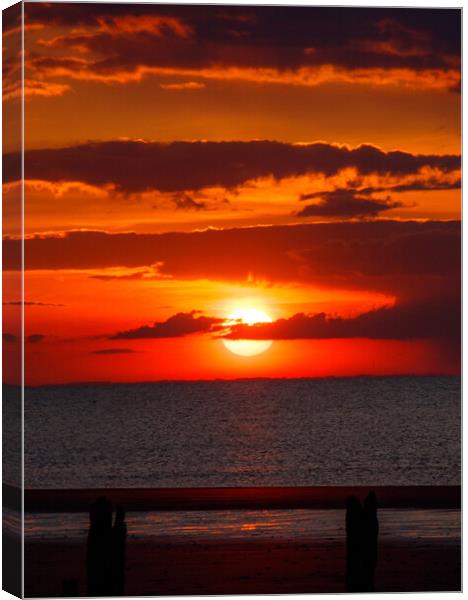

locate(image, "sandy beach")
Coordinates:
25 536 461 596
19 485 461 597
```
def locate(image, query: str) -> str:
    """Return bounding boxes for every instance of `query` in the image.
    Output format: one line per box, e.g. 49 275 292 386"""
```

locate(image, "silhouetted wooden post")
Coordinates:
87 497 113 596
362 491 379 592
87 497 127 596
345 495 363 591
110 505 127 596
345 492 379 592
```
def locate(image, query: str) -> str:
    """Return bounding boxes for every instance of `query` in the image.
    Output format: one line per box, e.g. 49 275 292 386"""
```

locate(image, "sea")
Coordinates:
16 375 460 489
4 376 460 546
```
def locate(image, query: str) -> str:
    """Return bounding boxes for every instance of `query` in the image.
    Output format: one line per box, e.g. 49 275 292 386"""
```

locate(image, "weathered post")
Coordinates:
86 497 127 596
362 491 379 592
86 496 113 596
111 505 127 596
345 495 363 592
345 491 379 592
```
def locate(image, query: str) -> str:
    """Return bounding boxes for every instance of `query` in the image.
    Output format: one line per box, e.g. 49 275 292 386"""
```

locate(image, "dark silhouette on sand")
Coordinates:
111 505 127 595
86 497 127 596
346 491 379 592
362 491 379 591
346 495 363 592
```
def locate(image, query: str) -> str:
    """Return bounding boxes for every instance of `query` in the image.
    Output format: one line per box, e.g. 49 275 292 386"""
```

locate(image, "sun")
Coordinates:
222 307 273 357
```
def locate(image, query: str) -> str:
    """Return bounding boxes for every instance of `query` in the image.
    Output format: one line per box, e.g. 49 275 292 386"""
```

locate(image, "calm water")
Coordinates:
17 376 460 488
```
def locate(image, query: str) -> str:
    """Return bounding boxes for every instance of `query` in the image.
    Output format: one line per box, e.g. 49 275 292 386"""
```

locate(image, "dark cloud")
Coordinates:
3 301 65 307
107 293 460 349
2 4 22 102
222 298 460 343
348 180 461 195
293 227 460 280
6 140 460 193
111 311 224 340
24 5 460 84
296 189 402 218
2 3 21 33
173 193 207 211
27 334 45 344
7 222 460 350
3 333 17 343
90 266 162 281
300 179 461 203
6 222 459 298
92 348 138 355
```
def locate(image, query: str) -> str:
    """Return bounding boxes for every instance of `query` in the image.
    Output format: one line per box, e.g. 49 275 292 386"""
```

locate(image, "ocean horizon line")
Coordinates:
9 372 462 389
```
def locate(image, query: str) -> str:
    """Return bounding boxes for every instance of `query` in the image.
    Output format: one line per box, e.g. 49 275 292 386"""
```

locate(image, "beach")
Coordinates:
25 535 461 596
19 485 461 597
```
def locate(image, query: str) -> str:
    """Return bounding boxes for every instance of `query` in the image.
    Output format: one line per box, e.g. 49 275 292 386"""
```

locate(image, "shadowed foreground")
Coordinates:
22 486 460 597
25 536 460 596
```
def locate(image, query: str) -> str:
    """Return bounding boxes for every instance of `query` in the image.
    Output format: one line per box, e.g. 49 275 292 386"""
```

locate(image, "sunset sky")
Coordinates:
3 3 461 384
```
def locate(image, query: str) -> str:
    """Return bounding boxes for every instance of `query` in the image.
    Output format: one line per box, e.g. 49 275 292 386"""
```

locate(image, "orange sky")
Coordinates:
3 3 461 384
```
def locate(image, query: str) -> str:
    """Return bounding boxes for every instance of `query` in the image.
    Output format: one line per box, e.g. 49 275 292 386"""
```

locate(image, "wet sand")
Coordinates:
25 536 461 597
20 486 461 597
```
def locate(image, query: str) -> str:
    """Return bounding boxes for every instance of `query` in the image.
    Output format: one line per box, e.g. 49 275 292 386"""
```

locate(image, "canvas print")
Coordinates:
2 2 461 597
